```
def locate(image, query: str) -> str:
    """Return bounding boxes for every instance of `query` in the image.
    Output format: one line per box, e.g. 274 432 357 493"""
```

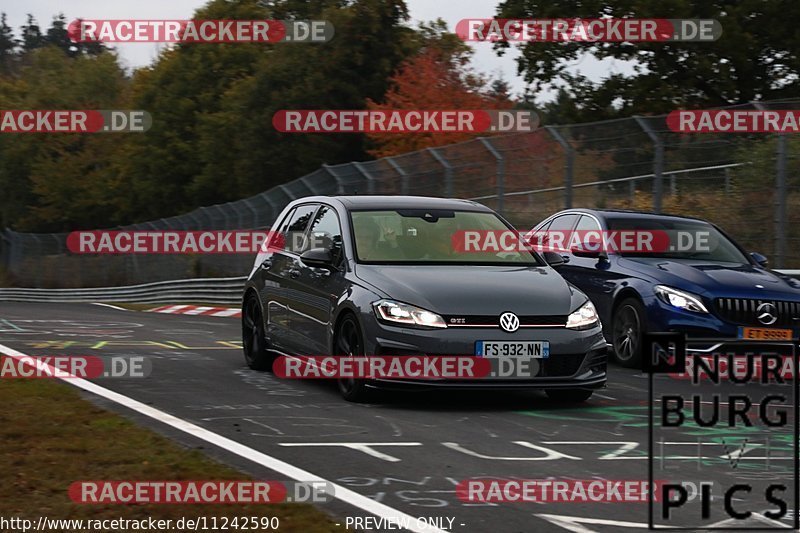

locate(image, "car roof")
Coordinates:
553 208 710 224
297 195 491 212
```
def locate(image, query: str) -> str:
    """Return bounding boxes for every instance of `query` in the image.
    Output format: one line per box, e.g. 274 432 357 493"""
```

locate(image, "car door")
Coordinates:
292 204 347 355
558 214 619 325
261 203 319 353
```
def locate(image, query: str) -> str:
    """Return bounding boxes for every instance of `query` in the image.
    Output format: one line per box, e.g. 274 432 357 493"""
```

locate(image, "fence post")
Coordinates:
478 137 506 215
243 198 259 228
428 147 453 198
323 164 345 194
353 162 376 195
259 192 280 228
212 206 230 229
634 116 664 213
186 211 202 229
753 101 788 268
387 157 409 195
775 134 788 268
545 126 574 208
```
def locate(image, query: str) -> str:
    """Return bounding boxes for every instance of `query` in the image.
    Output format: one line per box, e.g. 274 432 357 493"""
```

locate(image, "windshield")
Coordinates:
607 217 749 263
350 209 540 265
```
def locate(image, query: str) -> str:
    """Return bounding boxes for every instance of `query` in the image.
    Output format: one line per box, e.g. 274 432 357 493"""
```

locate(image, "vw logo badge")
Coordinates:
756 302 778 325
499 312 520 333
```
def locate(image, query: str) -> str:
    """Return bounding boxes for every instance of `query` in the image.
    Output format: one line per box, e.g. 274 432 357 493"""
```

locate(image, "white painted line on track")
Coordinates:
593 393 617 401
91 302 129 311
0 342 445 533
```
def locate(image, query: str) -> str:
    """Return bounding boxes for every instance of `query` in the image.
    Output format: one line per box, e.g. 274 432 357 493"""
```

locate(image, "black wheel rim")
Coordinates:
336 318 361 394
243 298 262 363
613 305 640 362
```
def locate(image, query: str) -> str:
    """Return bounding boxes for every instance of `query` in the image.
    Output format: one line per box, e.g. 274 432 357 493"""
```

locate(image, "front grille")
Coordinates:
442 315 567 327
714 298 800 328
539 354 585 377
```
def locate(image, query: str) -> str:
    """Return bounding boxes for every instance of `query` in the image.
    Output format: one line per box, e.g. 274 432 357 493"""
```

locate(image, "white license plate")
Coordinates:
475 341 550 358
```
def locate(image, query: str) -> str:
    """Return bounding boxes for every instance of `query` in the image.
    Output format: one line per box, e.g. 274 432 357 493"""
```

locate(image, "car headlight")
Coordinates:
654 285 708 313
373 300 447 329
566 300 600 330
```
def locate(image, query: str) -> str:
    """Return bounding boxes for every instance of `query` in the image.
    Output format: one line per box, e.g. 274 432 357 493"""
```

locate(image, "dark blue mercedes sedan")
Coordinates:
530 209 800 367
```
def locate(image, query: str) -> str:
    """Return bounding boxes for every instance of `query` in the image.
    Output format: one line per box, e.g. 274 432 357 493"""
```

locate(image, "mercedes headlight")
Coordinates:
566 300 600 330
373 300 447 329
654 285 708 313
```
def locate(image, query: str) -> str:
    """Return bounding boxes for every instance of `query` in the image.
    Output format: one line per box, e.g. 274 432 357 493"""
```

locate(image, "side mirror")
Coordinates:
300 248 336 270
750 252 769 268
543 251 569 267
570 242 608 260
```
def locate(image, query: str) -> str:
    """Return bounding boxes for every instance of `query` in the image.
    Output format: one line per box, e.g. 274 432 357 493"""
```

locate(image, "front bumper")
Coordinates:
359 317 608 390
645 294 747 338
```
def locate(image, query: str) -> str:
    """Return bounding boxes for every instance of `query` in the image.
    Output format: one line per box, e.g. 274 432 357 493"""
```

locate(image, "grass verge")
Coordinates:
0 373 342 531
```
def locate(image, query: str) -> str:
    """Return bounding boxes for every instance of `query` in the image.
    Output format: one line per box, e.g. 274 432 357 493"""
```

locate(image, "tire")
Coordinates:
334 314 372 403
242 294 274 371
611 297 646 368
546 388 594 402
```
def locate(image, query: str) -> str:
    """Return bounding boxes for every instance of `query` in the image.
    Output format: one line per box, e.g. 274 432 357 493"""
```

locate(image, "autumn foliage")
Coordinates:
366 47 513 158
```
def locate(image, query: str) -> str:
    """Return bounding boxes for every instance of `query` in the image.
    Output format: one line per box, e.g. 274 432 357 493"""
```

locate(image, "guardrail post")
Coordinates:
353 162 376 195
387 157 409 195
428 147 453 198
478 137 506 215
634 116 664 213
545 126 574 208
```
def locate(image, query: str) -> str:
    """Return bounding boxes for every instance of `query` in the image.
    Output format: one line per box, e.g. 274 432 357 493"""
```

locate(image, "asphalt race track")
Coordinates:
1 302 796 532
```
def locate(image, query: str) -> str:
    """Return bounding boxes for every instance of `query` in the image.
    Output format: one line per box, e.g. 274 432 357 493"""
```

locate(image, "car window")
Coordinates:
575 215 601 232
533 214 579 252
280 204 318 254
606 217 749 262
350 209 540 265
307 205 343 265
548 214 579 231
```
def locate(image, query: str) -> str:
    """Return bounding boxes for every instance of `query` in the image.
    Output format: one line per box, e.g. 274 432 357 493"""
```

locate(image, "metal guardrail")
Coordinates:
0 271 799 306
0 277 247 305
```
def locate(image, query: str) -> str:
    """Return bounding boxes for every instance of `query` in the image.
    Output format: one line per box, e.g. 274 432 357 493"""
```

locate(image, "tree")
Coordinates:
0 46 129 231
495 0 800 118
0 13 16 74
171 0 419 211
20 15 44 53
365 32 513 157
